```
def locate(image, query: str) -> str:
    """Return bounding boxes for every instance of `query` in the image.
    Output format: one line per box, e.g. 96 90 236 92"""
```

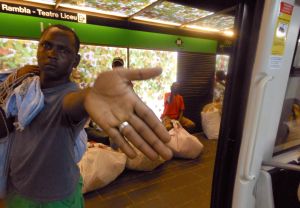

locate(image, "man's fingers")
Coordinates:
119 67 162 81
120 122 159 160
106 128 137 159
128 114 173 160
134 99 171 144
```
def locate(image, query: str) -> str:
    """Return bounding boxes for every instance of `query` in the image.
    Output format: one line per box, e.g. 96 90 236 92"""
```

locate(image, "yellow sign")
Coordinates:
271 2 293 56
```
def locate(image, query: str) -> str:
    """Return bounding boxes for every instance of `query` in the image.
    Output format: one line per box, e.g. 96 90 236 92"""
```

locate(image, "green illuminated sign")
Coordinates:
0 12 217 53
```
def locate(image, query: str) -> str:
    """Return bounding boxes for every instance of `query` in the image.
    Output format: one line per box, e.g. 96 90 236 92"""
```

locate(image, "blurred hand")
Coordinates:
84 67 173 160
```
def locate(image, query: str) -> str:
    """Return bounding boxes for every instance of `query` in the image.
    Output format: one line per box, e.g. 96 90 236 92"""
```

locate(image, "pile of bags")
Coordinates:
79 120 204 194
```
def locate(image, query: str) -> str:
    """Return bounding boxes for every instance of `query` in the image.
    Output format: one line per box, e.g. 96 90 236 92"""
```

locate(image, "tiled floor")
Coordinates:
85 133 217 208
0 133 217 208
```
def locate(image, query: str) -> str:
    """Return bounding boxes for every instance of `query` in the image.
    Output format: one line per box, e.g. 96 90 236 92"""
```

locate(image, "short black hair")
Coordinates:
112 57 124 68
216 70 226 82
40 24 80 53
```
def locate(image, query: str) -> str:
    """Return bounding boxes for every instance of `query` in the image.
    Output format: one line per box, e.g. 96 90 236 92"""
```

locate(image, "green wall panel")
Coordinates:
0 12 217 53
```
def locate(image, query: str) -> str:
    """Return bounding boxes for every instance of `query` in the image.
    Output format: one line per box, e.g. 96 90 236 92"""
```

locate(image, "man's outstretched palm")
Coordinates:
84 67 173 160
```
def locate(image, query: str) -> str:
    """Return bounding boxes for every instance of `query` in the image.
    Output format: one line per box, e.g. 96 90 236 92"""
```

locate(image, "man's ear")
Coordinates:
73 54 81 68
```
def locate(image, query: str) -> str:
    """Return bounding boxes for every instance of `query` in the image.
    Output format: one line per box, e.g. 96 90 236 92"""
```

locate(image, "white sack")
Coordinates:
78 143 126 193
201 104 221 140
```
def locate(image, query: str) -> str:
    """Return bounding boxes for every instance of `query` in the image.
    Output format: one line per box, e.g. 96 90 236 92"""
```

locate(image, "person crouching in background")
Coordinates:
161 82 195 131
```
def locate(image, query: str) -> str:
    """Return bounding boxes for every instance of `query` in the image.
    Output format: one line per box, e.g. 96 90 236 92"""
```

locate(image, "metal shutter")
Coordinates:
177 52 216 132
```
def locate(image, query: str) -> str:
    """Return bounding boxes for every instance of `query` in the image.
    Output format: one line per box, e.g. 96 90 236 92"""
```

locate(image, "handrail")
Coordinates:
243 75 273 181
263 160 300 172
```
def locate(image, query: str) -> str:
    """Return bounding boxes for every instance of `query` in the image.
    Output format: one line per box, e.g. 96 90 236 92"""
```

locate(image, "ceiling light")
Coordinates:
223 31 234 37
23 0 55 5
133 16 181 26
59 4 128 17
185 25 220 32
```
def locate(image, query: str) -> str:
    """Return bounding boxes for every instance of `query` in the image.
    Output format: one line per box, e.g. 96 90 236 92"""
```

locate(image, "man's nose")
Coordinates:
47 48 58 58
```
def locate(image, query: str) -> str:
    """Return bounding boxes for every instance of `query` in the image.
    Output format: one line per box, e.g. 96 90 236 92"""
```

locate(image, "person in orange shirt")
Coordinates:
161 82 195 130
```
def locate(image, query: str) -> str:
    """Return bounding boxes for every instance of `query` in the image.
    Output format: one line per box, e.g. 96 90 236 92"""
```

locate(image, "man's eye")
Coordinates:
42 42 51 50
58 47 71 54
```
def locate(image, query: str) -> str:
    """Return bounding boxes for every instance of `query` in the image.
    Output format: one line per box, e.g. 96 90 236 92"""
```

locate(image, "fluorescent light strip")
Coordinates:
185 25 220 32
185 25 234 37
223 30 234 37
59 4 128 17
133 16 181 26
24 0 55 5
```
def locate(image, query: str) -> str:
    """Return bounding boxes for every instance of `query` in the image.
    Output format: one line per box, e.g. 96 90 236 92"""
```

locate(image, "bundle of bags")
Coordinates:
125 120 204 170
79 120 204 194
201 102 222 140
78 141 165 194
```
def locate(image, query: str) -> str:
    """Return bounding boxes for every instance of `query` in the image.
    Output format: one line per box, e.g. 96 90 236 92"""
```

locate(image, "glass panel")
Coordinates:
190 14 235 31
0 37 176 115
60 0 157 17
274 35 300 154
0 38 38 73
74 44 127 88
129 48 177 118
135 1 213 25
216 54 230 72
213 55 229 107
274 76 300 153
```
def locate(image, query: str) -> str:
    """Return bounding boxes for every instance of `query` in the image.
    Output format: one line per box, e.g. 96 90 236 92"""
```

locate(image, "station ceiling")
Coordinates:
4 0 238 39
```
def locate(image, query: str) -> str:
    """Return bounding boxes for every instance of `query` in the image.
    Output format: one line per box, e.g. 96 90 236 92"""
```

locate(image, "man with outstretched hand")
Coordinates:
5 24 172 208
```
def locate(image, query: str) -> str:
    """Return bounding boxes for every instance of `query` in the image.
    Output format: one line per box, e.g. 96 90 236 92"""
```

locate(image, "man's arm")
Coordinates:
63 68 173 161
178 95 185 121
62 88 90 123
178 110 183 121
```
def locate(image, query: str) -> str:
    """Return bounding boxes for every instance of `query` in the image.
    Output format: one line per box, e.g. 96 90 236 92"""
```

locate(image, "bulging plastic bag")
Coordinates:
78 143 126 193
201 103 221 140
126 144 166 171
167 120 203 159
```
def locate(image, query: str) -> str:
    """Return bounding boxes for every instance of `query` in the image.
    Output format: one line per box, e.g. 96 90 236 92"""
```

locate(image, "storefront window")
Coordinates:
0 38 38 72
75 44 127 88
216 54 230 72
129 48 177 118
0 38 177 118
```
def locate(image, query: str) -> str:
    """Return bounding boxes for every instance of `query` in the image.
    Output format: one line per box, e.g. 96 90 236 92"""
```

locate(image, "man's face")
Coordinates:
37 27 79 80
171 83 180 94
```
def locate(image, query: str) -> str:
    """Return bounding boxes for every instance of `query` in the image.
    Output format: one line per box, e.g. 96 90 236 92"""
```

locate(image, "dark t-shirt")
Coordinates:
9 82 86 202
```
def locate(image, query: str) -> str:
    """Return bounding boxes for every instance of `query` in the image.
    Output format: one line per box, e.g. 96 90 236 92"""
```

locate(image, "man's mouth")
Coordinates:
44 63 57 69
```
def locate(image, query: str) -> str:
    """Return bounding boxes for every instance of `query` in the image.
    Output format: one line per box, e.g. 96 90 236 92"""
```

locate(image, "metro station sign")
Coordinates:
0 2 86 23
